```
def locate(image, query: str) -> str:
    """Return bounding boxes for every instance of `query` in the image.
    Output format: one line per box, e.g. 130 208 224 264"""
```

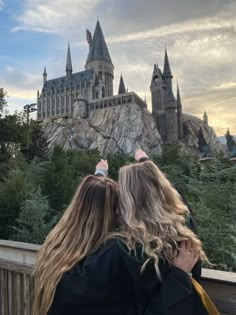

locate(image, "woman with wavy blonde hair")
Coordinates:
118 150 207 269
117 149 218 315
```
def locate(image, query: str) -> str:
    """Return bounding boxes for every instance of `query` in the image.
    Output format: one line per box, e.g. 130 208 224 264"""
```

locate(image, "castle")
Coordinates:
37 20 208 144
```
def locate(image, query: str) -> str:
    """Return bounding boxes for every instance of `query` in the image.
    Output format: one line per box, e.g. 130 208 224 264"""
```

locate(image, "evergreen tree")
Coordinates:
225 128 236 157
0 88 7 113
0 169 31 239
12 189 52 244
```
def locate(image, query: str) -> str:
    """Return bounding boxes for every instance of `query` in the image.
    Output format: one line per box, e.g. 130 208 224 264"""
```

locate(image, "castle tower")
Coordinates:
118 74 126 94
66 43 73 79
163 48 178 142
85 20 114 99
43 67 47 84
203 110 208 125
150 63 167 140
177 83 184 139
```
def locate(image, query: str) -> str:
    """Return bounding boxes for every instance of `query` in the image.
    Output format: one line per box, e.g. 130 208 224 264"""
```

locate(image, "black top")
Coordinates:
48 239 208 315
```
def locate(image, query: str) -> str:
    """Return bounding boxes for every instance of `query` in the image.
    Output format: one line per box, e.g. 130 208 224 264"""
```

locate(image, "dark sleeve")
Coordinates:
117 241 195 315
143 266 196 315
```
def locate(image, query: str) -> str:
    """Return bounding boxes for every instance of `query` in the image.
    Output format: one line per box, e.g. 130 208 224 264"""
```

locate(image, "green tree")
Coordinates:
12 189 52 244
0 169 31 239
0 88 7 113
42 146 76 213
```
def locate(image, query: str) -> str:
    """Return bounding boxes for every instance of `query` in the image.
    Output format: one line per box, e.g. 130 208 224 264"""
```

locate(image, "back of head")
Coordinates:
118 160 186 223
33 175 118 315
118 160 207 272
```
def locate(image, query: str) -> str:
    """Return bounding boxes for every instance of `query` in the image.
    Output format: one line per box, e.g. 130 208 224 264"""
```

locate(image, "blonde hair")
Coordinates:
117 160 208 275
33 175 118 315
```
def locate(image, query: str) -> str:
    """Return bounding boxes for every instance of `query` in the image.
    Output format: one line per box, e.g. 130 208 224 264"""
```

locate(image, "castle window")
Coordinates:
153 75 158 82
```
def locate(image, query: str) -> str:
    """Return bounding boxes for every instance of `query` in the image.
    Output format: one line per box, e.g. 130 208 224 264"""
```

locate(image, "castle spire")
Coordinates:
203 109 208 125
163 47 172 77
177 82 181 106
66 43 73 78
86 20 112 65
163 48 175 101
177 83 184 139
118 74 126 94
43 66 47 84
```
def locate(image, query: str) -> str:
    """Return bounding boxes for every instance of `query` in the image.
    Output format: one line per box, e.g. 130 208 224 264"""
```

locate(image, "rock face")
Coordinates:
43 105 224 157
182 114 224 156
43 103 162 156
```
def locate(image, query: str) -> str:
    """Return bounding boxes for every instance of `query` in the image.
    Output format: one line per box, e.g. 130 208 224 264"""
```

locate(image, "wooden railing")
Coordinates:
0 240 235 315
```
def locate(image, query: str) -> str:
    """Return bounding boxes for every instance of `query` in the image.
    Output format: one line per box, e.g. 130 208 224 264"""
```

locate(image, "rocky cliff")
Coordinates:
182 114 224 157
43 103 162 156
42 105 224 157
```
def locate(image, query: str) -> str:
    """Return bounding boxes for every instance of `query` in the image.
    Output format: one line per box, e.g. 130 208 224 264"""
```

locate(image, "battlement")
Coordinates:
87 92 146 111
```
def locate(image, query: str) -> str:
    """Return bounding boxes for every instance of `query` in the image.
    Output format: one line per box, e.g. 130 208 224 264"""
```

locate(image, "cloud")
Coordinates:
0 0 4 11
107 14 236 44
0 66 41 112
12 0 104 33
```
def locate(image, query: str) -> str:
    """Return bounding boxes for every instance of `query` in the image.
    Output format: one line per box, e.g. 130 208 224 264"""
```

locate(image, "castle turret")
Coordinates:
163 48 178 142
118 74 126 94
85 20 114 98
150 63 167 140
66 43 73 79
203 110 208 125
43 67 47 84
177 83 184 139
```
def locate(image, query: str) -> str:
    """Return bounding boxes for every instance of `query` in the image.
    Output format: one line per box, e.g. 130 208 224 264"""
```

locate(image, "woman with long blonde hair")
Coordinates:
33 161 118 315
117 149 218 315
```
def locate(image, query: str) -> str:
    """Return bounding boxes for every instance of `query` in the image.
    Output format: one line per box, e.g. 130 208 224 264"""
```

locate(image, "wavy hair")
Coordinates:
117 160 208 275
33 175 118 315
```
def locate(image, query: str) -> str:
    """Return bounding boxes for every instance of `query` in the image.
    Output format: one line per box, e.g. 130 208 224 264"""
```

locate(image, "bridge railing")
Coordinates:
0 240 235 315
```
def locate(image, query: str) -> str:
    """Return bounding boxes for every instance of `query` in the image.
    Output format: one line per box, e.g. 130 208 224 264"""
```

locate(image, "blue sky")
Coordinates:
1 0 236 135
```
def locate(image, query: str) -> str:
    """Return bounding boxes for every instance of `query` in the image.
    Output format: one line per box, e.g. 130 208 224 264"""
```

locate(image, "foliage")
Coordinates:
0 169 32 239
0 88 7 113
12 189 52 244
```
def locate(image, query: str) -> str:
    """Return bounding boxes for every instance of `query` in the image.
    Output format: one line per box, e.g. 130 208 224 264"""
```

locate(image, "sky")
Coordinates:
0 0 236 136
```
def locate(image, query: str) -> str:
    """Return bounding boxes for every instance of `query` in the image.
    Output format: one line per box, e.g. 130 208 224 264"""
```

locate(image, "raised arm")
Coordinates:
94 159 109 177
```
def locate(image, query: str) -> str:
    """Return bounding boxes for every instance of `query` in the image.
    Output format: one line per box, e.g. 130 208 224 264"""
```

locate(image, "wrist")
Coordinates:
94 168 108 177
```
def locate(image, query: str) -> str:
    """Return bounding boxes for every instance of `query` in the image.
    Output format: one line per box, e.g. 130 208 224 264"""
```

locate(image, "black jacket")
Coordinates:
48 239 208 315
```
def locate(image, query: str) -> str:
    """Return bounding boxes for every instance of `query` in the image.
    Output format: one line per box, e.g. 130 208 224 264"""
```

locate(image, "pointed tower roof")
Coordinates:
86 20 112 64
118 74 126 94
203 109 208 125
177 83 182 107
163 48 172 76
43 66 47 75
66 43 73 72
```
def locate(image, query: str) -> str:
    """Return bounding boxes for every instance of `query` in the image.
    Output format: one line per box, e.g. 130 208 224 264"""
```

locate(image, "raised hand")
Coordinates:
173 241 199 274
134 148 149 162
96 159 108 171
